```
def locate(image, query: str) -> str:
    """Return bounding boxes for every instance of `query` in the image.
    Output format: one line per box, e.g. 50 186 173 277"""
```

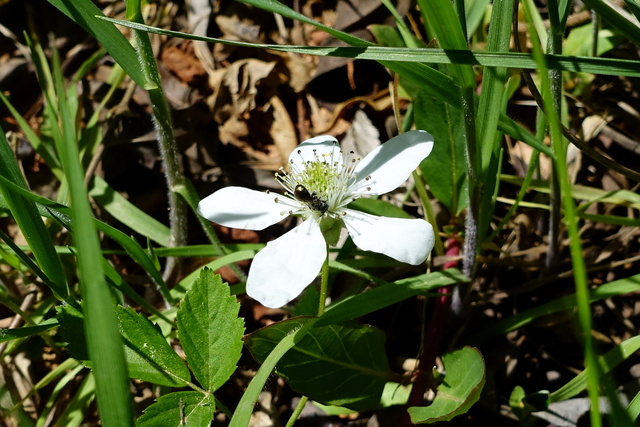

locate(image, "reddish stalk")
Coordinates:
400 237 461 426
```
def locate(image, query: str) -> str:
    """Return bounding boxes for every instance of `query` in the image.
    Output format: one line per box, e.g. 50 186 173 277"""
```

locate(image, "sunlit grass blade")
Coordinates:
96 17 640 78
521 2 605 422
0 228 58 297
0 318 58 347
0 92 62 178
98 15 556 161
45 44 133 425
471 274 640 343
316 270 468 327
229 318 318 427
550 335 640 402
0 170 173 306
624 0 640 21
416 0 476 88
0 131 69 299
88 176 172 247
47 0 148 88
475 0 515 239
582 0 640 46
466 0 491 36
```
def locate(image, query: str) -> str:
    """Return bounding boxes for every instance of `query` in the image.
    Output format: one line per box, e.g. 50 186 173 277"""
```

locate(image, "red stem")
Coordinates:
400 237 461 426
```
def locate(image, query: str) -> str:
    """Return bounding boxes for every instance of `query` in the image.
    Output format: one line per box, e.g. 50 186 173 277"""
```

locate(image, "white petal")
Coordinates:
197 187 294 230
246 218 326 308
353 130 434 195
343 209 434 265
288 135 343 172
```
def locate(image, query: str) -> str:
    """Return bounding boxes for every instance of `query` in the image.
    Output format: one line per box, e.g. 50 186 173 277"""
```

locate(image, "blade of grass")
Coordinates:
415 0 479 277
0 163 174 305
0 129 69 300
88 176 172 247
521 3 631 423
549 335 640 402
476 0 515 243
582 0 640 46
229 318 318 427
96 18 640 78
47 0 148 88
45 44 133 425
471 274 640 343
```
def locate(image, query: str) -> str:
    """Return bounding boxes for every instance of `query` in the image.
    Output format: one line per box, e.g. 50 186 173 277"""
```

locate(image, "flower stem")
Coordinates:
317 244 330 316
125 0 187 287
285 396 308 427
286 246 329 425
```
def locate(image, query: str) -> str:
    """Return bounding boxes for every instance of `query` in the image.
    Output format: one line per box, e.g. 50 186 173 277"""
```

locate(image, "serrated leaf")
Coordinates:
177 268 244 391
116 306 190 387
136 391 214 427
58 304 191 387
57 304 89 361
408 347 486 423
245 318 391 411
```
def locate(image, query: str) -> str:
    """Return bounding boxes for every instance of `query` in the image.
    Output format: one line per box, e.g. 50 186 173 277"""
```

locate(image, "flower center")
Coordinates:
274 141 370 219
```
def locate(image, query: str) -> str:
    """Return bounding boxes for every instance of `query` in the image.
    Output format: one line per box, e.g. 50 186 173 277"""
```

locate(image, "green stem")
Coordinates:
545 0 563 274
285 396 309 427
412 170 444 257
125 0 187 286
285 247 329 425
460 86 479 278
318 244 330 316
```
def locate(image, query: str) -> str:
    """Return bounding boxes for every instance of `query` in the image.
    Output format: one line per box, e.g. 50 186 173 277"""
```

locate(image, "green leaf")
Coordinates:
316 269 468 327
116 306 191 387
57 304 89 361
0 130 69 299
58 304 190 387
229 317 318 427
136 391 214 427
0 175 172 304
47 0 149 88
177 268 244 391
95 17 640 80
550 335 640 402
53 371 97 427
472 273 640 343
89 176 172 247
0 319 59 344
415 89 468 215
347 198 411 219
564 24 623 57
245 318 391 410
582 0 640 46
624 0 640 21
408 347 486 423
416 0 476 88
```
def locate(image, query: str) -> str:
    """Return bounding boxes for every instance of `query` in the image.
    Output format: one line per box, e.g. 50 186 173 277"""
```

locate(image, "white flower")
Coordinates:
198 130 435 308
